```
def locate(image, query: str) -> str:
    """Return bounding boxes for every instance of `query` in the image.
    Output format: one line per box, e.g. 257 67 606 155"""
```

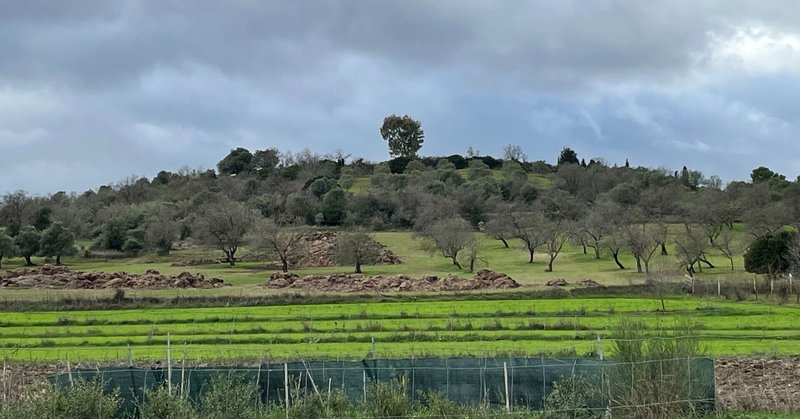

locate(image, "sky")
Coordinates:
1 0 799 194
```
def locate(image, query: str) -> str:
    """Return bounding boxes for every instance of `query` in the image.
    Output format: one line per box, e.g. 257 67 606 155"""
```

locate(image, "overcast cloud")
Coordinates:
1 0 799 194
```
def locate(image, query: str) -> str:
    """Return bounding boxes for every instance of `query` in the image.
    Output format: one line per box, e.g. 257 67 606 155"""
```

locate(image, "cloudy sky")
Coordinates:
1 0 799 194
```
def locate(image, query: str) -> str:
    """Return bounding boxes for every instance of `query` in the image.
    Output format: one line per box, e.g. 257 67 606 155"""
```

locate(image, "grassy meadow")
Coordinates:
1 297 799 362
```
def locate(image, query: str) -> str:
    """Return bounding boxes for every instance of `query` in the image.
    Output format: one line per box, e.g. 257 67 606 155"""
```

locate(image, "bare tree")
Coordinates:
542 219 572 272
622 223 659 274
464 233 485 273
484 204 515 248
646 259 678 312
251 219 308 273
578 200 620 259
422 218 473 269
674 224 709 278
510 211 545 263
714 228 741 271
194 199 255 266
601 231 627 270
502 144 528 162
334 230 382 273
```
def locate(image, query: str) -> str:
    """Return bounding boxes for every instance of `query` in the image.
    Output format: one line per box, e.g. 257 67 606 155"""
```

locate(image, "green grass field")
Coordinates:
2 297 798 362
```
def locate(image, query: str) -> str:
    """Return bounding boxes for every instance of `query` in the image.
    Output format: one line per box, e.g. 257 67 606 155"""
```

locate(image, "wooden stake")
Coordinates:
166 333 172 396
284 363 290 419
363 370 367 404
717 278 721 296
67 357 74 386
503 362 510 412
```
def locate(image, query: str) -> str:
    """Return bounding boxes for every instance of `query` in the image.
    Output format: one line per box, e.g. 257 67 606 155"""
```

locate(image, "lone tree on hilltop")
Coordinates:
39 223 75 266
334 230 382 274
380 114 424 158
557 147 579 166
217 147 254 175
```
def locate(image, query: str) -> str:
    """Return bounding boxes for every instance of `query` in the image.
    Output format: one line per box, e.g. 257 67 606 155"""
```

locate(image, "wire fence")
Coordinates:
46 354 715 417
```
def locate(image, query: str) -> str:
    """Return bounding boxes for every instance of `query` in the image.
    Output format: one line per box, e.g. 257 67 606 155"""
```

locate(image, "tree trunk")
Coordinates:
699 256 715 268
355 260 362 274
469 257 475 273
594 246 601 260
528 249 534 263
500 238 509 248
582 245 587 255
225 250 236 267
729 258 735 271
281 258 289 273
24 256 34 266
612 251 626 270
56 255 61 266
452 257 462 270
635 256 642 273
643 259 650 274
546 257 554 272
660 243 668 256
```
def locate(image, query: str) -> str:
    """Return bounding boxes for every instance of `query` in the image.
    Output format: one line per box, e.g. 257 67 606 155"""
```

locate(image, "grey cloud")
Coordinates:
1 0 800 193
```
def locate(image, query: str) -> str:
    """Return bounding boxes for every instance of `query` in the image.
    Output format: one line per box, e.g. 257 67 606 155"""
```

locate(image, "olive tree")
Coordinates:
542 219 573 272
13 226 40 266
510 211 545 264
194 199 255 266
39 223 75 266
334 230 382 273
251 219 308 273
422 218 473 269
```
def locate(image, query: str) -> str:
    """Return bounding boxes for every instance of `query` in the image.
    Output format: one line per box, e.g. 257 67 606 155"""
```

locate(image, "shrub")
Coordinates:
363 376 413 418
542 375 595 419
199 373 263 419
137 385 196 419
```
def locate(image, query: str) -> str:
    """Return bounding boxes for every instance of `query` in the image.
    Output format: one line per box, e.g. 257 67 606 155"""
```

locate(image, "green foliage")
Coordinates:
39 223 75 264
744 231 795 275
199 373 263 419
122 237 144 256
380 114 424 158
363 377 413 418
217 147 254 175
542 376 594 419
387 156 412 174
2 380 121 419
320 188 347 225
136 385 196 419
557 147 579 166
13 226 40 265
32 206 52 231
97 217 129 251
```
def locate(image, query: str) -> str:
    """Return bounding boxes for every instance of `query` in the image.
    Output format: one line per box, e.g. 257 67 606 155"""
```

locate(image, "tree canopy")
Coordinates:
380 114 424 158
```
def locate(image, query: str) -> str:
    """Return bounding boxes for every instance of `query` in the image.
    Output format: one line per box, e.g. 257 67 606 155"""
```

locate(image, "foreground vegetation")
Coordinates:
1 297 798 362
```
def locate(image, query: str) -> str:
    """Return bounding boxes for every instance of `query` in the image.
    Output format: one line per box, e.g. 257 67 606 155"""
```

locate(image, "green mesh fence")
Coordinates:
50 356 715 416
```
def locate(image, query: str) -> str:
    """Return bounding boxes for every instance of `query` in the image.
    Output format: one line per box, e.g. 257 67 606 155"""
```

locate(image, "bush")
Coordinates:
387 156 412 174
609 319 709 419
199 373 263 419
363 376 413 418
137 385 196 419
542 376 595 419
0 379 121 419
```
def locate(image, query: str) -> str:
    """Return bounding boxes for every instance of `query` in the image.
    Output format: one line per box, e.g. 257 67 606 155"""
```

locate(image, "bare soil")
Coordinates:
0 265 227 289
266 268 519 292
715 357 800 413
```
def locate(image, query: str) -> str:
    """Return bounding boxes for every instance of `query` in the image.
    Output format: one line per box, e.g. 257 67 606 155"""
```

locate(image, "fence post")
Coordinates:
754 277 758 301
67 357 73 386
284 363 290 419
127 343 132 367
503 362 510 412
362 370 367 404
166 333 172 396
717 278 721 297
597 336 604 361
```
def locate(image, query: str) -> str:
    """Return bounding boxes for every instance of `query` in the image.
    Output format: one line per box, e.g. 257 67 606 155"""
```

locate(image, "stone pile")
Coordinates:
0 265 227 289
265 268 518 292
291 232 402 267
